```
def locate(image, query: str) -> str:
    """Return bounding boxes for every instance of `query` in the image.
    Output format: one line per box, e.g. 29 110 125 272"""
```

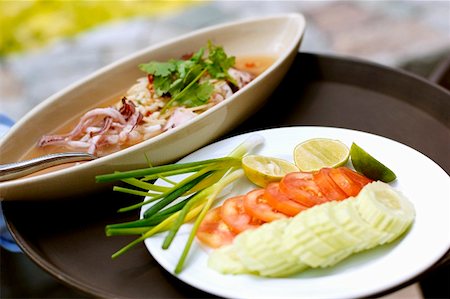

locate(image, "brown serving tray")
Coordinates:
3 52 450 298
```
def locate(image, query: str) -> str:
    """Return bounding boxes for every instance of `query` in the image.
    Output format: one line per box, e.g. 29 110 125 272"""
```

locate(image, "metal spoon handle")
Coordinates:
0 152 97 182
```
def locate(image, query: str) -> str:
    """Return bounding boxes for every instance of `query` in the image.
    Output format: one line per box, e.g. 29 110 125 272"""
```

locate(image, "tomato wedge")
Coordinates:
264 182 308 216
220 195 262 233
279 172 327 207
313 168 348 201
328 168 363 197
243 189 288 222
196 207 236 248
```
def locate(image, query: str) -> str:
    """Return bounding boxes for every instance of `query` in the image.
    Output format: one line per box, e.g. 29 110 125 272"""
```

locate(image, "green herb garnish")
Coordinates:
138 41 236 112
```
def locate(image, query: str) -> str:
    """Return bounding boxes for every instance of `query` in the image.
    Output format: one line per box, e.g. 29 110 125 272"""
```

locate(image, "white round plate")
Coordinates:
144 126 450 299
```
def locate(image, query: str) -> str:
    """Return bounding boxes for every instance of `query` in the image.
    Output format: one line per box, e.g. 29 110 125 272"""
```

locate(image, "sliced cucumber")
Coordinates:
207 181 415 277
354 181 415 242
285 205 344 267
302 202 355 267
332 199 385 251
208 245 250 275
234 220 307 277
322 201 361 249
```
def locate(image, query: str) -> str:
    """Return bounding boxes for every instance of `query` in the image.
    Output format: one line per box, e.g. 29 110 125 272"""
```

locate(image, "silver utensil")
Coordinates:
0 152 97 182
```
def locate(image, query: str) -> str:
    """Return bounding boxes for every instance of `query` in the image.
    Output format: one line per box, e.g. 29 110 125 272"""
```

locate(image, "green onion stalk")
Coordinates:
96 134 264 272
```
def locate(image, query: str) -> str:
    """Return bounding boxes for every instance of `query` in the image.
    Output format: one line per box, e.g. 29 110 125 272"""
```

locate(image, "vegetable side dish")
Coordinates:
97 136 414 277
196 167 374 249
35 42 268 157
208 181 415 277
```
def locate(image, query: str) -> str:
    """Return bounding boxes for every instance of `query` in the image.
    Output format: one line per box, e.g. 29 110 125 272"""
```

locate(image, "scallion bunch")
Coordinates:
96 134 264 273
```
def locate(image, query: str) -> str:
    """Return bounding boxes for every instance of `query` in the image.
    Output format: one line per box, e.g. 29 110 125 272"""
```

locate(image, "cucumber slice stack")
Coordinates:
355 182 415 243
209 219 308 277
208 181 415 277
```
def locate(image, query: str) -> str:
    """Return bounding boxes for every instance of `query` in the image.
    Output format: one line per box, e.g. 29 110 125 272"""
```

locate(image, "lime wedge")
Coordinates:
293 138 350 172
350 142 396 182
242 155 299 187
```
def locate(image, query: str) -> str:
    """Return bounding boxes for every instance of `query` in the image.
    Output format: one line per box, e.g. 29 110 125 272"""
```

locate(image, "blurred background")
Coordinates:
1 0 450 121
1 0 449 298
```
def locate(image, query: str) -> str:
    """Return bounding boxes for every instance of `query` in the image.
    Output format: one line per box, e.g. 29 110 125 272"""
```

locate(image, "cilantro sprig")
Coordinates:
139 41 236 112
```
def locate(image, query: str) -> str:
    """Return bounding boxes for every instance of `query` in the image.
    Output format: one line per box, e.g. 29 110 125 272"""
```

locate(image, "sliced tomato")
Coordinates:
328 168 363 197
338 167 373 188
220 195 262 233
243 189 288 222
279 172 327 207
264 182 308 216
196 207 236 248
313 168 348 201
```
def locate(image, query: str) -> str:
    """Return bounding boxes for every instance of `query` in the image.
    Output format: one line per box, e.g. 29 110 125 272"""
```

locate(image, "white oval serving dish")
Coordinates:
0 13 306 200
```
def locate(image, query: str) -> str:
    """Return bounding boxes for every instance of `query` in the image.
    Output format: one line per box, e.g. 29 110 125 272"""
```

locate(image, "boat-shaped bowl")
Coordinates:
0 13 306 200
